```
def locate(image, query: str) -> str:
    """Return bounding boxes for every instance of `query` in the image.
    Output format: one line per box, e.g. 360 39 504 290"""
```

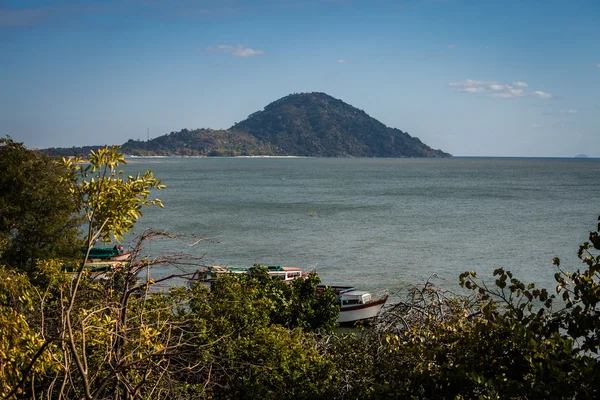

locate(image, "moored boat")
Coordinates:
193 265 304 286
83 245 132 262
318 285 388 324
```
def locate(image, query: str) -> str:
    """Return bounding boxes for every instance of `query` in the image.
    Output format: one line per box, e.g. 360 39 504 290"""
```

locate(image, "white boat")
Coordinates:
318 285 388 324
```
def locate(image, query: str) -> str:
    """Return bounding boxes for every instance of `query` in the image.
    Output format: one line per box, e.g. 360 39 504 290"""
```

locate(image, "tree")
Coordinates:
0 137 81 274
56 146 170 399
187 267 339 399
554 215 600 353
0 145 179 399
0 265 59 398
60 146 165 245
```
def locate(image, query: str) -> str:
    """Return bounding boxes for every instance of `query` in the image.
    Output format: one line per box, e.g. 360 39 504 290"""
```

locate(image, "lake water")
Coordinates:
122 157 600 296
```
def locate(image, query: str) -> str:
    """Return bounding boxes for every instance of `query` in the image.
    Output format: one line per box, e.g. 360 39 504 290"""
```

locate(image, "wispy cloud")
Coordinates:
447 44 456 49
337 59 348 64
532 91 552 99
448 79 552 99
206 44 265 57
597 63 600 68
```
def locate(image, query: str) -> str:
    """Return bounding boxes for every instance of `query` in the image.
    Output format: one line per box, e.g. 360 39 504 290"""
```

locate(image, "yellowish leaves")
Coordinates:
0 270 58 397
61 146 165 243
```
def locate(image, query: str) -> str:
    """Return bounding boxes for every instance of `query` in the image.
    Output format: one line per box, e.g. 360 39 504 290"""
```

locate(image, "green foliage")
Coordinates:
554 215 600 353
193 265 338 334
329 273 596 399
0 266 59 398
0 137 82 273
60 146 165 243
276 270 339 333
187 267 339 399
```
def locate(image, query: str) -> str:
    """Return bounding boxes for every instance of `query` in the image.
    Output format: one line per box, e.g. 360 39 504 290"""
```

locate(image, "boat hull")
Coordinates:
62 261 127 277
85 247 130 262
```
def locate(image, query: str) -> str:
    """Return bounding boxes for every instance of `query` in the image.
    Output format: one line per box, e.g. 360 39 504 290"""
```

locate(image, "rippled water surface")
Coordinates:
122 157 600 294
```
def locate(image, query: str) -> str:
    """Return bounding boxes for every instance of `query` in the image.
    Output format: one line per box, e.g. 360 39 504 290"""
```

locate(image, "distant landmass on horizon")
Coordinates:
41 92 451 158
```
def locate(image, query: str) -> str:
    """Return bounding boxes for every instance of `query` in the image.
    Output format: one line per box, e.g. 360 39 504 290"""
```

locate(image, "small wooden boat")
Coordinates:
318 285 388 324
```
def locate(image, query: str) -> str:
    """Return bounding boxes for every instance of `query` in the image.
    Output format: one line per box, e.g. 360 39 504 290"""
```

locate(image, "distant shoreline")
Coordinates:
123 155 600 160
125 155 309 159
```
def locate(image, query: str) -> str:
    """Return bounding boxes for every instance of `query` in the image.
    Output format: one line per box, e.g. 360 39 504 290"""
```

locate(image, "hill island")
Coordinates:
42 92 451 158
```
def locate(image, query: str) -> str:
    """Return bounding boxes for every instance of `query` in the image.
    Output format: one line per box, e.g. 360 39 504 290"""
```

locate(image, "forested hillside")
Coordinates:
41 93 451 158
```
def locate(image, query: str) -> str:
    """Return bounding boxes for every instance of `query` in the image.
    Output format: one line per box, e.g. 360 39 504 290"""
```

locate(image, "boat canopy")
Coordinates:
340 291 372 307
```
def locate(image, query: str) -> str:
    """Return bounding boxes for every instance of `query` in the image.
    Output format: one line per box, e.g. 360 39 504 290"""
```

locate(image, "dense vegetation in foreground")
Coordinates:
40 92 451 158
1 138 599 399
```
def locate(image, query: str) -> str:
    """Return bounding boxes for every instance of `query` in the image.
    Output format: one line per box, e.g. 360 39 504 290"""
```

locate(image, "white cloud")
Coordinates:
488 89 525 98
448 79 552 99
567 109 578 114
597 63 600 68
448 79 486 88
447 44 456 49
206 44 264 57
337 59 347 64
532 91 552 99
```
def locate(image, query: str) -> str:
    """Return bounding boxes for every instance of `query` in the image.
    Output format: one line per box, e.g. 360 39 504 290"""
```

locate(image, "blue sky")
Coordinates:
1 0 598 156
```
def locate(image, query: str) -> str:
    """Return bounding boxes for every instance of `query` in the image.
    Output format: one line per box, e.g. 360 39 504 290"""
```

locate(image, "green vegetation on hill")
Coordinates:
120 128 278 157
41 92 451 158
231 92 450 157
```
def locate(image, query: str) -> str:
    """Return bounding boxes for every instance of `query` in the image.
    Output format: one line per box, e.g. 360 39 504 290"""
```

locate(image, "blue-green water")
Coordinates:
122 157 600 294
